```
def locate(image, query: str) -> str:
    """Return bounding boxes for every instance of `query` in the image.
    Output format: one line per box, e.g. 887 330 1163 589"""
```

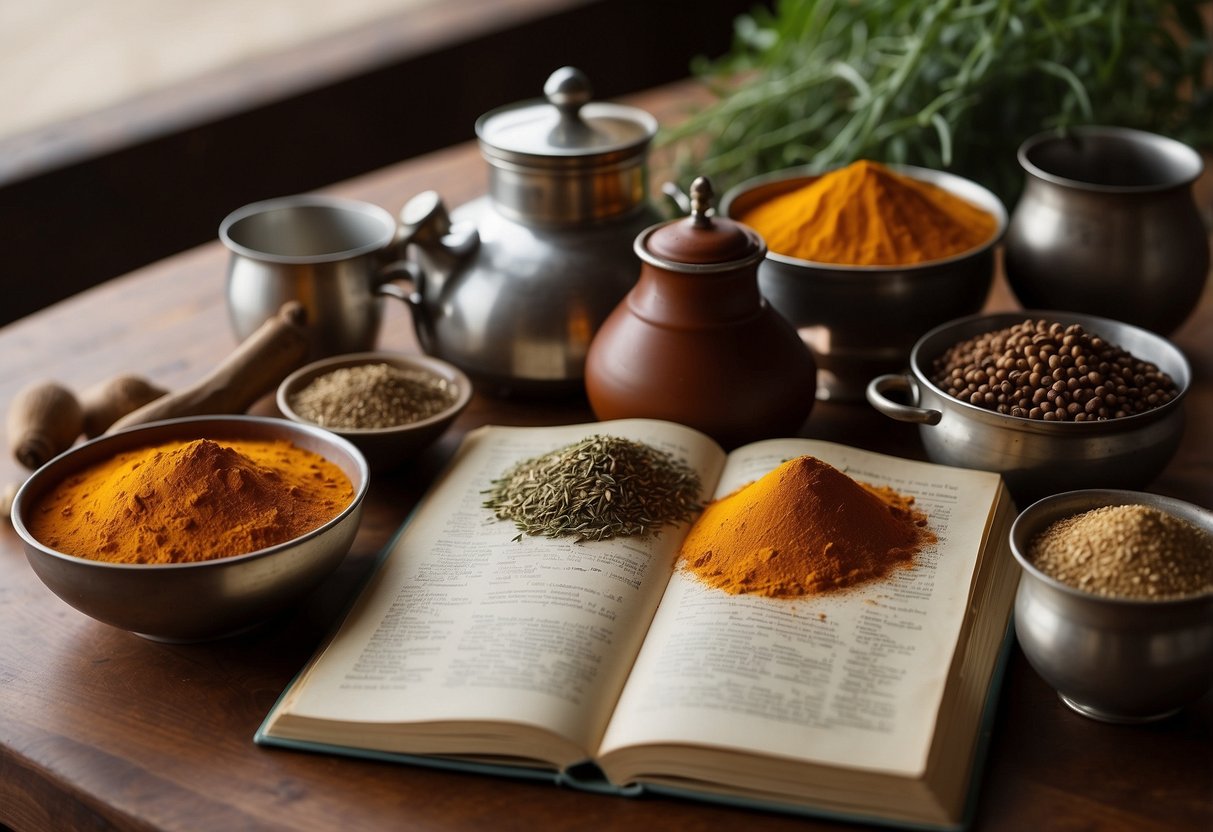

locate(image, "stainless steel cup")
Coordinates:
221 195 414 358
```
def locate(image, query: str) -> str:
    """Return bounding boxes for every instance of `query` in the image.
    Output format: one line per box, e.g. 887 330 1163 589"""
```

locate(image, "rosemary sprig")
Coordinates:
660 0 1213 203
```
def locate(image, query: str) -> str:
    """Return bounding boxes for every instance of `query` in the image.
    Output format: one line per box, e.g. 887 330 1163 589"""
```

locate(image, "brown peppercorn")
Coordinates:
930 318 1178 422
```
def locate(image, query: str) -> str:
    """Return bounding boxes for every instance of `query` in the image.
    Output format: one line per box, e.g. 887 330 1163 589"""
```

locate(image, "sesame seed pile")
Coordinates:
932 319 1178 421
1028 504 1213 599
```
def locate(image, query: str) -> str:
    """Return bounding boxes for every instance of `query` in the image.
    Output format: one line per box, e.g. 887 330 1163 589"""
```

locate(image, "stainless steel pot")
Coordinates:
866 310 1190 504
395 67 661 396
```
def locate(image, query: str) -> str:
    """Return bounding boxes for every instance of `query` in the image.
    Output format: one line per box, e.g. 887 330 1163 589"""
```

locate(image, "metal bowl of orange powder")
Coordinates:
11 415 369 642
720 161 1007 402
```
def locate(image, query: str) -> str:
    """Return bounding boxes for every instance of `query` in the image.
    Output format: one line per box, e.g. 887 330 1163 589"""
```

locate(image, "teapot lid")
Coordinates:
639 177 767 271
476 67 657 164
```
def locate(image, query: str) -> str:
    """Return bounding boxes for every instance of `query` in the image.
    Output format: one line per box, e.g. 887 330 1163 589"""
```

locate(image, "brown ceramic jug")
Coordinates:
585 177 817 448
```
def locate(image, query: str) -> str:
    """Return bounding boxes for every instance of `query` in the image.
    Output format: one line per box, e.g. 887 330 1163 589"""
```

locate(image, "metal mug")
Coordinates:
221 194 414 358
1003 126 1209 335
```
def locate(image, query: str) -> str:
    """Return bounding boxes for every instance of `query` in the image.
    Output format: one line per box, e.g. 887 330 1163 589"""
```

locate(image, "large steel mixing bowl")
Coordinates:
11 415 369 643
867 311 1189 505
1010 489 1213 723
721 164 1006 401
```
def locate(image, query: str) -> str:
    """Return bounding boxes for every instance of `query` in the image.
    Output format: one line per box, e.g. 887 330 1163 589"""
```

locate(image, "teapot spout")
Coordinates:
398 191 480 303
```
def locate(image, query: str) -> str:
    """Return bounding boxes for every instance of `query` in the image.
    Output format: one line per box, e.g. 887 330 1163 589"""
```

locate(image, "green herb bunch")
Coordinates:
660 0 1212 203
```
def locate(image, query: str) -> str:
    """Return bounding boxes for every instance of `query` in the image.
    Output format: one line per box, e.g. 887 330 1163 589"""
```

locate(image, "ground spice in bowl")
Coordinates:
27 437 354 564
736 160 998 265
1028 504 1213 599
288 362 458 429
931 318 1178 421
679 455 935 597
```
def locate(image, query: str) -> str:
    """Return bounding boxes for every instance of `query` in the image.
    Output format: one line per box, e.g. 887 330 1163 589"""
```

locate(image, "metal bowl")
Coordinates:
11 416 369 643
866 310 1189 505
1010 490 1213 723
277 351 471 472
721 164 1007 401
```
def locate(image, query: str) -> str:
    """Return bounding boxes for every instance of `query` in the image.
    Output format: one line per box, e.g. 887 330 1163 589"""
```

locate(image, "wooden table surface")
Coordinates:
1 83 1210 832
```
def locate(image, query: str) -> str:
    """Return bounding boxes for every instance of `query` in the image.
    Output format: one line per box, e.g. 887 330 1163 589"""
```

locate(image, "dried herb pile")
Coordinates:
661 0 1213 203
483 435 702 542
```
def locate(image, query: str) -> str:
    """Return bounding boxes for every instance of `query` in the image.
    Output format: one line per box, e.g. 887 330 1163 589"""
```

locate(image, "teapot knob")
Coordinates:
543 67 598 149
689 176 716 228
544 66 592 118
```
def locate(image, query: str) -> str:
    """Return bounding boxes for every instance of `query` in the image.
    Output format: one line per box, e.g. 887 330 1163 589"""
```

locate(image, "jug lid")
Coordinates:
476 67 657 164
639 177 766 272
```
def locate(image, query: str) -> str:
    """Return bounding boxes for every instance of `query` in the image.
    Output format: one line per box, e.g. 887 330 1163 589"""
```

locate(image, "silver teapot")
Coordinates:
392 67 661 396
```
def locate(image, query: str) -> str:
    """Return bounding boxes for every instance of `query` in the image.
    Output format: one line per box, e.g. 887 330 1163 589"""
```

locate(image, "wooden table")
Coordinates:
1 83 1210 832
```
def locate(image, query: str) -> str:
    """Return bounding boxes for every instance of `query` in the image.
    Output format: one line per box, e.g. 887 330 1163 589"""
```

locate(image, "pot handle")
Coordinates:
866 374 942 426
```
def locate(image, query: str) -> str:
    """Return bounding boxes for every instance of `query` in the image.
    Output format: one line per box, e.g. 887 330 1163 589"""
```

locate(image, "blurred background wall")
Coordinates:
0 0 763 325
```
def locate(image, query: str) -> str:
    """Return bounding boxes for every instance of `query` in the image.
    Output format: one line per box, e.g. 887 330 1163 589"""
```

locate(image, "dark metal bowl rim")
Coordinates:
720 162 1009 272
277 351 473 436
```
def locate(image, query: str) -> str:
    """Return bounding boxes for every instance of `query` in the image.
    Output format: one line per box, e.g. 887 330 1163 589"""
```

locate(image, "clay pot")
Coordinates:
585 178 817 448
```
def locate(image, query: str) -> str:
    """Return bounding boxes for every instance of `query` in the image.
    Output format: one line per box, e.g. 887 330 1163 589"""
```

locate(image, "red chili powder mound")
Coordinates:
678 455 935 597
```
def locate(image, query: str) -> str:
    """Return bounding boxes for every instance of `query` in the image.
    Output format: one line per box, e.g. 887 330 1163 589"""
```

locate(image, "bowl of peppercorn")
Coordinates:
277 351 472 472
1009 489 1213 723
866 310 1189 504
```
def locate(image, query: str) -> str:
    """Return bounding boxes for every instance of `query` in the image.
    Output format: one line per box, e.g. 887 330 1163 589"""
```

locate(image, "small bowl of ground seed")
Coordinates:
277 351 471 472
1010 489 1213 724
867 310 1190 504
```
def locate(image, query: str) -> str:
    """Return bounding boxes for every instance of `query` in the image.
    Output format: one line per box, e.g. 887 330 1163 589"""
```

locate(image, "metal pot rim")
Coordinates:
906 309 1191 432
1016 125 1205 194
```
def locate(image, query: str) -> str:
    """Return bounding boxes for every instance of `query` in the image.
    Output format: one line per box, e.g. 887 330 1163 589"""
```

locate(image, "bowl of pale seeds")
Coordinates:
277 352 471 471
866 310 1189 504
1009 489 1213 723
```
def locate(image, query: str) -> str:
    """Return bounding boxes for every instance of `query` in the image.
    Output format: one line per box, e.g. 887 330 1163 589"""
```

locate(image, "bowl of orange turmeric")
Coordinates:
11 415 369 642
721 160 1007 402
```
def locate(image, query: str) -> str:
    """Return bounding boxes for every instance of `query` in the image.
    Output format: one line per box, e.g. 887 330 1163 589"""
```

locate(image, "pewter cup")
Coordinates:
1009 490 1213 723
222 195 414 358
1004 126 1209 335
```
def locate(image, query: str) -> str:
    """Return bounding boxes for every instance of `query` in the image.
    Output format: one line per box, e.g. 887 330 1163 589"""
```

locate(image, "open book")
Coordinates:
257 419 1018 830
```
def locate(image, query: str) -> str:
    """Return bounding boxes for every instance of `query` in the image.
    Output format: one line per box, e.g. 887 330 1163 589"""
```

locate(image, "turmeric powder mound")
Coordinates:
678 455 934 597
738 160 998 266
29 438 354 564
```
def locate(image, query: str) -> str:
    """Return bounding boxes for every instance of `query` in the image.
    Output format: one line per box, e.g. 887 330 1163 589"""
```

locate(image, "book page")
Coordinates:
597 438 1003 779
268 419 726 764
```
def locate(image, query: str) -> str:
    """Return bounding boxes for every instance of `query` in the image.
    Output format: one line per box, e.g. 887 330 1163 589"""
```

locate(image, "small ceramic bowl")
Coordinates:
277 351 472 472
11 415 369 643
866 310 1189 505
720 163 1007 401
1009 490 1213 723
